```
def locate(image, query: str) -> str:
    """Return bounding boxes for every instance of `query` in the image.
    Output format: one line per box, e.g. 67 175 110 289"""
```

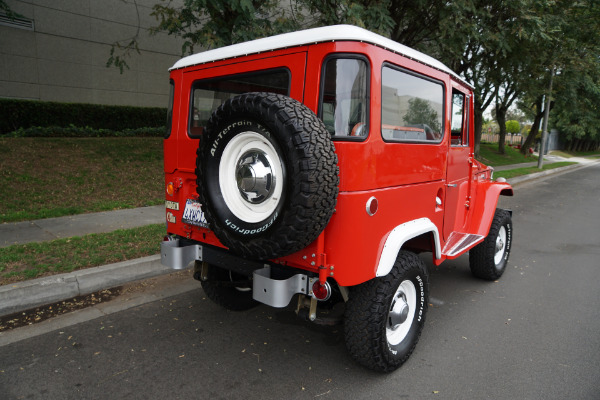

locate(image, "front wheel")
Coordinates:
469 208 513 280
344 251 429 372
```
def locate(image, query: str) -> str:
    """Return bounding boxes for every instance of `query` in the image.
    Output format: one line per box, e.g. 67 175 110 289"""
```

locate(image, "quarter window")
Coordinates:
319 57 369 138
381 66 444 142
451 90 467 146
189 69 290 137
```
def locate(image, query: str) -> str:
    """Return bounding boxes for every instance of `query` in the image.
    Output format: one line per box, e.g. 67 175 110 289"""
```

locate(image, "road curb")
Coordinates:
0 255 174 318
507 161 597 186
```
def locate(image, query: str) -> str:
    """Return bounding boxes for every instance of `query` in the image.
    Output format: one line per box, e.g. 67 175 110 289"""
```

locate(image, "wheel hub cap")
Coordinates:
389 293 409 328
386 279 418 346
494 226 507 265
496 237 504 253
235 151 275 204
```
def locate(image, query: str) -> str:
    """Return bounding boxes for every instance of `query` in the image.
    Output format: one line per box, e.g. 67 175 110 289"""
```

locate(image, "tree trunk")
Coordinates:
495 104 508 155
521 111 543 155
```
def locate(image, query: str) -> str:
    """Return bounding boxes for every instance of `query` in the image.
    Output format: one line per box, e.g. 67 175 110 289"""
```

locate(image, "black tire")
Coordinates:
196 92 339 259
469 208 513 280
344 251 429 372
200 263 258 311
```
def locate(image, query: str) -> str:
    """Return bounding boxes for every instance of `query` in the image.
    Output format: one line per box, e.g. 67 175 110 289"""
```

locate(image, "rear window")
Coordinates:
189 69 290 137
381 65 444 143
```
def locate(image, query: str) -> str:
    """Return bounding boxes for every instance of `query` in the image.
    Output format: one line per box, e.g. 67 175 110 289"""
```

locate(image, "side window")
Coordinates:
319 57 369 138
451 90 467 146
189 69 290 137
165 80 174 139
381 66 444 142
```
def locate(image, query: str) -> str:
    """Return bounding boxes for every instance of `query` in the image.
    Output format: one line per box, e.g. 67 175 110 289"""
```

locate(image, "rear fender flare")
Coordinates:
375 218 441 277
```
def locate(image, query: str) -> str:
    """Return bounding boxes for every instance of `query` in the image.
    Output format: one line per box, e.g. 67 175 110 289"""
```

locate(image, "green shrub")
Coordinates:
7 125 165 138
0 98 167 134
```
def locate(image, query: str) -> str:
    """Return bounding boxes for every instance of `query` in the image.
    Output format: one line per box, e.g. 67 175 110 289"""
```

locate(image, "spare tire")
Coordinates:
196 92 339 259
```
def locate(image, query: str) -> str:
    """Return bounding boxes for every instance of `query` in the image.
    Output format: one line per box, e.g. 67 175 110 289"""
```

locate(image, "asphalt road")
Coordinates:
1 164 599 400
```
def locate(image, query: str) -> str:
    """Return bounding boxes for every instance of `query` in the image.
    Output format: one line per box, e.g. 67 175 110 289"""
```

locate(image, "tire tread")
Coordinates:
196 92 339 259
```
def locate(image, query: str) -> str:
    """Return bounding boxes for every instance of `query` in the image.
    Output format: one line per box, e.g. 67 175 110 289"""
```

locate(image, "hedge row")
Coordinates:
6 125 165 138
0 98 167 134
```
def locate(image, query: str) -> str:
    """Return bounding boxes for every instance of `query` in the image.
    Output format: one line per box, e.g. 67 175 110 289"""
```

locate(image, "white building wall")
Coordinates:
0 0 184 107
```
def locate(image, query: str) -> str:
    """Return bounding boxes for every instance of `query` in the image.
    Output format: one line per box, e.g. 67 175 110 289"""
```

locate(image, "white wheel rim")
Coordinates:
386 280 417 346
494 226 507 265
219 131 284 223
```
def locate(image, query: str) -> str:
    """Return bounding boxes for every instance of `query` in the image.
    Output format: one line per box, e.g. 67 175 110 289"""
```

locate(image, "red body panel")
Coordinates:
163 40 512 287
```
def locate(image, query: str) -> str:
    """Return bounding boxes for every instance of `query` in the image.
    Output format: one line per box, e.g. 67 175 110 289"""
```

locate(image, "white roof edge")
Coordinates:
169 24 470 88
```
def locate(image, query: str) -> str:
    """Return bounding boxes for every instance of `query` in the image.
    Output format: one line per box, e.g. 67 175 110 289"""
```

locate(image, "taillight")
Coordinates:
312 281 331 301
166 182 175 196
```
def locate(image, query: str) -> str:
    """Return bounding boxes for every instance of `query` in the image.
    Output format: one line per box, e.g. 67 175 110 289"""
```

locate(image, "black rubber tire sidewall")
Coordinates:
196 92 339 260
384 267 428 362
469 209 513 280
344 251 429 372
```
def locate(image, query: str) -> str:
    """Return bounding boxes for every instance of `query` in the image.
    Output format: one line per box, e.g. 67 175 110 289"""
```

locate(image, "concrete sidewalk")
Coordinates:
493 153 598 172
0 205 164 248
0 205 170 317
1 155 599 319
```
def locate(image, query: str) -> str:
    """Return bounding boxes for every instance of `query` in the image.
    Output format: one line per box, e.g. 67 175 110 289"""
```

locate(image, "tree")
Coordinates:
547 0 600 152
152 0 300 53
108 0 600 157
514 0 600 155
552 66 600 151
505 120 520 135
403 98 441 133
108 0 302 71
518 94 548 155
0 0 20 18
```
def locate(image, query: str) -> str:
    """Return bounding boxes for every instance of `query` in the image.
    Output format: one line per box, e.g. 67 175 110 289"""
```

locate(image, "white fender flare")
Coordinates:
376 218 441 277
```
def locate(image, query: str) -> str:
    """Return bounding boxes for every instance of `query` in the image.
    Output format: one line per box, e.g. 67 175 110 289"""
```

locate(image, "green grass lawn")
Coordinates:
494 162 577 179
0 137 164 223
477 142 538 166
0 137 166 285
0 224 165 285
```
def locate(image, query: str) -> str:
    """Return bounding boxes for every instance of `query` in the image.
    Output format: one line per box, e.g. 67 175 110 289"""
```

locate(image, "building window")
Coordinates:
0 13 34 31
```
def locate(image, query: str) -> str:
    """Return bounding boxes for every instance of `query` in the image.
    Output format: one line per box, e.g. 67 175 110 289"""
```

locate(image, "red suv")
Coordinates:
161 25 513 372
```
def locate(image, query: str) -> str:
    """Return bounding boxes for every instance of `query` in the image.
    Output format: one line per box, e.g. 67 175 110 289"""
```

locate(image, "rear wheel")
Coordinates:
199 262 258 311
344 251 429 372
469 209 513 280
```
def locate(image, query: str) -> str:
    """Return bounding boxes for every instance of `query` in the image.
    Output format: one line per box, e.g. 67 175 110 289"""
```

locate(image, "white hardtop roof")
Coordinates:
170 24 470 87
